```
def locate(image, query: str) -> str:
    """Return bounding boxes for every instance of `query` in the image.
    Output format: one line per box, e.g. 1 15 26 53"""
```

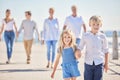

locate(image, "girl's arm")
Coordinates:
0 23 5 40
75 49 82 59
51 54 61 78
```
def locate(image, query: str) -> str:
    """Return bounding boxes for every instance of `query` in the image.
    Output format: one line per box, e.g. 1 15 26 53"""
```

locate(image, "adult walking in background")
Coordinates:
18 11 40 64
0 9 18 64
63 5 86 45
42 8 60 68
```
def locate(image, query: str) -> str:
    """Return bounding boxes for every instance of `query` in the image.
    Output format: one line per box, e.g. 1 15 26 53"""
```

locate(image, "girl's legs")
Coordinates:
71 77 76 80
46 41 52 68
51 40 57 68
64 78 71 80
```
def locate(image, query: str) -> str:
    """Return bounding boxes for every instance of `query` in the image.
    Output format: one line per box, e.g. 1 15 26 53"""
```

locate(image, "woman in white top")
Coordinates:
42 8 60 68
0 9 18 64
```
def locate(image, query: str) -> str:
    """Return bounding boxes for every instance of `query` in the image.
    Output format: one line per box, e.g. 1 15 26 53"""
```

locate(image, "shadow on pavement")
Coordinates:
108 68 120 75
0 68 61 73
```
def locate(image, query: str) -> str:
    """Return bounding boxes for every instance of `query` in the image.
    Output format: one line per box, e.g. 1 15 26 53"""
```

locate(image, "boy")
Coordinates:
18 11 40 64
78 15 109 80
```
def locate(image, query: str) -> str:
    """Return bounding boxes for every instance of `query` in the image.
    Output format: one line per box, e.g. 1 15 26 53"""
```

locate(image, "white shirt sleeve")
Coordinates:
102 34 109 54
2 19 5 25
79 33 86 50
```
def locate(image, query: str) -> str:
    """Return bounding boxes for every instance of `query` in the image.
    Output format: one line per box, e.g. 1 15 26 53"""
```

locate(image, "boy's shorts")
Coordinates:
61 61 80 78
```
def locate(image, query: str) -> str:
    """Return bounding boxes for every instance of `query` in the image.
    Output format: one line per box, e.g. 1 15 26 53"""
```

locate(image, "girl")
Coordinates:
51 30 81 80
0 9 18 64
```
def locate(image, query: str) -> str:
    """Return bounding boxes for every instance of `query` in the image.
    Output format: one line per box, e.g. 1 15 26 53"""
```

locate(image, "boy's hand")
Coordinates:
75 50 81 59
104 63 108 73
51 72 55 79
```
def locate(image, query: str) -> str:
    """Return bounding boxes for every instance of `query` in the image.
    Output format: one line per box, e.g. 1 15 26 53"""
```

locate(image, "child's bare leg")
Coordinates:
71 77 76 80
64 78 70 80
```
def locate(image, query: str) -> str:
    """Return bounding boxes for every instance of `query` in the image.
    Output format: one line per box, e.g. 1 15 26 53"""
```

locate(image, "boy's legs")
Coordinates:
94 63 103 80
84 63 94 80
24 40 28 63
27 39 33 57
24 40 33 64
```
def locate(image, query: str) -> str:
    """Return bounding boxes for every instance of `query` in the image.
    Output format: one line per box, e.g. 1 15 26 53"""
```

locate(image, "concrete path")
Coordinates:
0 42 120 80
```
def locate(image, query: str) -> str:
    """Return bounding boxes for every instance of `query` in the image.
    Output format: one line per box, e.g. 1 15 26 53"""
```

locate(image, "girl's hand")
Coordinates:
75 50 81 59
51 72 55 79
104 63 108 73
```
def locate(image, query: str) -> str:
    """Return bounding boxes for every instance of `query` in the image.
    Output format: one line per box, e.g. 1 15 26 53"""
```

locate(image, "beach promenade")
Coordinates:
0 42 120 80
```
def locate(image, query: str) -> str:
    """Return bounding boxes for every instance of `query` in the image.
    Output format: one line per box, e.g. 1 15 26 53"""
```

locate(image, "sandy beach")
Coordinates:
0 42 120 80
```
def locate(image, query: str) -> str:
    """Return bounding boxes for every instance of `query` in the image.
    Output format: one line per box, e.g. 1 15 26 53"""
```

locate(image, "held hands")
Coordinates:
16 32 19 38
75 50 81 59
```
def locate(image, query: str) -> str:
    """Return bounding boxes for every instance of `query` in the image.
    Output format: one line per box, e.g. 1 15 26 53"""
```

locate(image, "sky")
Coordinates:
0 0 120 31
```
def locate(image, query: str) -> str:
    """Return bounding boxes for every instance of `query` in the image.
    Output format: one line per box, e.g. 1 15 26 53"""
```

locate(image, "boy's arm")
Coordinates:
51 54 61 78
104 52 109 73
103 35 109 73
18 21 23 34
34 22 40 41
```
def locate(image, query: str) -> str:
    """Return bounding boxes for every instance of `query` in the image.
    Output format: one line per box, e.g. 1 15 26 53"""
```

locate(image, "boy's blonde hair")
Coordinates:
89 15 102 27
58 30 77 54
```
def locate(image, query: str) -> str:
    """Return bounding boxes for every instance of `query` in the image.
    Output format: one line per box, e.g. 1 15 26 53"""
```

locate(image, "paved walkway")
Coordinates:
0 42 120 80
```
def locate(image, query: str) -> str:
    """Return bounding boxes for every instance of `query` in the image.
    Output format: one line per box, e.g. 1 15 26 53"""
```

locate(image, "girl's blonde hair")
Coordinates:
58 30 77 54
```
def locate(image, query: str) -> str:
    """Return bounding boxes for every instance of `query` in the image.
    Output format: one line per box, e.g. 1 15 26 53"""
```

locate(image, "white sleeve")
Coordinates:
102 35 109 54
79 33 86 50
2 19 5 25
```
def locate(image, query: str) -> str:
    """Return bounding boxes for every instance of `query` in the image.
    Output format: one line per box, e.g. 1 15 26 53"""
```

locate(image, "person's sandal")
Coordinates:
6 61 10 64
27 59 30 64
46 64 49 68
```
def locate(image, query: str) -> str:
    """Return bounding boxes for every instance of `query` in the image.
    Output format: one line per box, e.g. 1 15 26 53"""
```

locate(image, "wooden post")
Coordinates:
112 31 119 60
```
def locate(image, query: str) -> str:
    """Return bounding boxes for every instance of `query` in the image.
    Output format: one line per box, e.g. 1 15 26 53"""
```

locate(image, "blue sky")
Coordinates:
0 0 120 31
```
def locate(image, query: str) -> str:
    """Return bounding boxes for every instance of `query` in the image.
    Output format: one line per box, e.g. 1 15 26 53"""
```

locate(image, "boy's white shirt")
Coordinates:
64 15 84 39
79 31 109 65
